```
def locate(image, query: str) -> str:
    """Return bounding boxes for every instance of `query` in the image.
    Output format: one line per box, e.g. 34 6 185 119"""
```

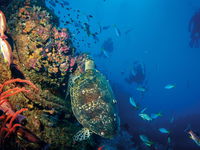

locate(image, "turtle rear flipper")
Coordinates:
73 128 92 142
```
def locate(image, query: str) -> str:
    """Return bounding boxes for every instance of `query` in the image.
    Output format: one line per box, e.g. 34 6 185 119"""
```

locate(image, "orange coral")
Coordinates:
0 78 38 92
23 20 36 33
0 79 38 145
0 109 27 143
0 78 38 116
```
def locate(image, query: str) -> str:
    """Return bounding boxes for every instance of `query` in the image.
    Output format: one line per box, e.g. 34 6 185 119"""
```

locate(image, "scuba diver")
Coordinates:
189 9 200 48
125 61 146 85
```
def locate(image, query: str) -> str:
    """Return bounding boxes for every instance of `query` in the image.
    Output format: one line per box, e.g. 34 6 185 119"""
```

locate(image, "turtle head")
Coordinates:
85 59 95 71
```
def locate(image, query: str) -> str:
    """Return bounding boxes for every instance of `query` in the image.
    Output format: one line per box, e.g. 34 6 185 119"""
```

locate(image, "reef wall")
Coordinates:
0 0 95 149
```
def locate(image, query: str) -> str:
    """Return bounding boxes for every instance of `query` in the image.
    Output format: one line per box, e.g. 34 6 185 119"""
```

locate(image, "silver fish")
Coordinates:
159 128 170 134
164 84 175 89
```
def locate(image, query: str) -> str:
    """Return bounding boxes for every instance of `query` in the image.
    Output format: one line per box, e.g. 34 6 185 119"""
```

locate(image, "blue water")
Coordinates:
47 0 200 149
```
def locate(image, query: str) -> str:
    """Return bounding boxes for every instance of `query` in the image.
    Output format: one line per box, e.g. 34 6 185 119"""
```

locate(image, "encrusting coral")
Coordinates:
0 0 97 149
0 79 47 149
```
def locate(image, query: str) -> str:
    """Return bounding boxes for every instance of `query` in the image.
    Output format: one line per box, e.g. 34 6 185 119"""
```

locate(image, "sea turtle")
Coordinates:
69 59 119 142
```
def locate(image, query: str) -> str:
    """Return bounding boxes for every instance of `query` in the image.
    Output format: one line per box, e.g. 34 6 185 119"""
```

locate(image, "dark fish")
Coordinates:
66 8 70 10
49 1 56 7
88 15 93 18
87 15 93 21
91 33 99 42
62 1 70 6
84 22 91 36
102 25 111 30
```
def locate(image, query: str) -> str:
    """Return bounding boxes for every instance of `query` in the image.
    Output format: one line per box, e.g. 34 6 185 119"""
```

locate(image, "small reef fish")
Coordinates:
83 22 91 36
113 25 121 37
188 130 200 146
136 87 147 92
164 84 175 89
139 135 154 147
129 97 139 109
0 38 13 65
159 128 170 134
0 10 7 39
91 33 100 42
139 113 152 121
150 113 162 119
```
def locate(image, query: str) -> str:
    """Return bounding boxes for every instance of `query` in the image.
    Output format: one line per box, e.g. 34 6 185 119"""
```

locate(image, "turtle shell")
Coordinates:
70 69 119 138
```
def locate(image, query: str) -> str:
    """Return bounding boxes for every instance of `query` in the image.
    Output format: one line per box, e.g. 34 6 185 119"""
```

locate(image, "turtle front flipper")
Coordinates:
73 128 92 142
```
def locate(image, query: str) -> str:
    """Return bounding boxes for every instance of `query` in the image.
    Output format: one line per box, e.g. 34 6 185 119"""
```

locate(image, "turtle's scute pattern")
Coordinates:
70 69 119 138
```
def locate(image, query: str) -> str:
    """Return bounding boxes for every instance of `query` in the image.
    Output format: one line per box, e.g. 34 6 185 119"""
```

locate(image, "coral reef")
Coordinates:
0 0 96 149
0 79 47 149
8 2 75 90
